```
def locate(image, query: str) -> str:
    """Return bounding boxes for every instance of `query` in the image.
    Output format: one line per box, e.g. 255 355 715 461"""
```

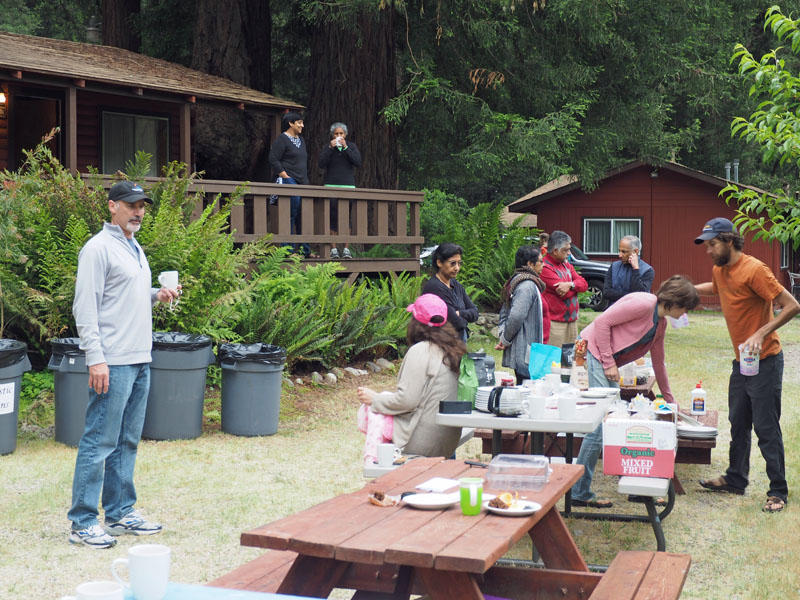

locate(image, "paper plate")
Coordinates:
581 390 608 398
403 493 459 510
483 500 541 516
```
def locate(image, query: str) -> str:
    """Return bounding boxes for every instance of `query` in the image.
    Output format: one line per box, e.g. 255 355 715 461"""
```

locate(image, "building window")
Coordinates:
780 240 792 269
583 218 642 255
102 111 169 177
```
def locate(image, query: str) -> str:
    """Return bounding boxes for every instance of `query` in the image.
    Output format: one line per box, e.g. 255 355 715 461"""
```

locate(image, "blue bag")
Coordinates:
528 343 561 380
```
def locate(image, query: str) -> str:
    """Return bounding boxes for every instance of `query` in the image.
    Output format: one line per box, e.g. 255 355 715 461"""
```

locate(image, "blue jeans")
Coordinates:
571 351 618 502
68 364 150 528
285 177 311 257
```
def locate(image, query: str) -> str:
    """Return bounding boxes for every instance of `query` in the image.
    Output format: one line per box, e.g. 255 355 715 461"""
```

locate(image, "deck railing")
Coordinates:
82 175 424 278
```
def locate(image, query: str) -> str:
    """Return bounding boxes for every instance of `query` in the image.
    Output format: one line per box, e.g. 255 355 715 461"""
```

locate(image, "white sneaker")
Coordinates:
330 248 340 259
69 524 117 549
104 509 162 536
342 248 352 259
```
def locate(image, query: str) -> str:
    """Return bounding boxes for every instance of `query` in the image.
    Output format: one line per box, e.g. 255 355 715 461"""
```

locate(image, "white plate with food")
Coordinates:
403 493 459 510
483 499 542 516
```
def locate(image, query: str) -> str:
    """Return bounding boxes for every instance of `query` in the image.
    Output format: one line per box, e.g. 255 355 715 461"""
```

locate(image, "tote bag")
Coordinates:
528 343 562 380
457 354 479 406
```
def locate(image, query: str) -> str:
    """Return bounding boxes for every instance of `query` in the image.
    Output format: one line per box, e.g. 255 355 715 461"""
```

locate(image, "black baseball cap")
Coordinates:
694 217 734 244
108 181 152 204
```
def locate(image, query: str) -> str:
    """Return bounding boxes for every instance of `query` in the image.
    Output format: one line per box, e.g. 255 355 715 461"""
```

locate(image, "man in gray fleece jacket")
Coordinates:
67 181 180 549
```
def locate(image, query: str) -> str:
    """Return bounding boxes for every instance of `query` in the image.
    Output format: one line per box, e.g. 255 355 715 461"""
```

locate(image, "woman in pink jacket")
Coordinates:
571 275 700 508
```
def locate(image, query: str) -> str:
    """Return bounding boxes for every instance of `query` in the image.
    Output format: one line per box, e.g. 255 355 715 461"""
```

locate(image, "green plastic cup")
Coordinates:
460 477 483 516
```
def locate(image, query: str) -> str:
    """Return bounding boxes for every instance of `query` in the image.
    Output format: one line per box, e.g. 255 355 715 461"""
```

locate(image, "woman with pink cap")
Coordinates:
358 294 467 460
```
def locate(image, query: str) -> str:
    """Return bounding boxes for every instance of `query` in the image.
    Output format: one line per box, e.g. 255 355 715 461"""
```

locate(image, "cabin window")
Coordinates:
780 240 791 269
582 218 642 255
102 111 169 177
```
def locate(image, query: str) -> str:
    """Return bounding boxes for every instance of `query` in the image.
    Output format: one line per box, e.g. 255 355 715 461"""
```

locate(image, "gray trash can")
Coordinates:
0 339 32 455
219 343 286 436
47 338 89 447
142 332 215 441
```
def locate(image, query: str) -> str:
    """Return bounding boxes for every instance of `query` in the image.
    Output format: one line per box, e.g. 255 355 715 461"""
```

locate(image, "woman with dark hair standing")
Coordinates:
358 294 467 457
495 246 551 384
268 111 310 256
421 243 478 341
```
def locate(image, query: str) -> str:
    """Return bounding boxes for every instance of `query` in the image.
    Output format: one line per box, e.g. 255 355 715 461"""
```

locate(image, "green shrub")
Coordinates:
420 189 470 245
19 370 54 427
442 202 536 310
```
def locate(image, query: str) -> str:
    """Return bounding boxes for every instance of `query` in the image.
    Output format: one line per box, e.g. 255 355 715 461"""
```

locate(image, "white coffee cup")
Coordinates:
157 270 179 290
112 544 171 600
377 443 398 467
558 394 576 420
61 581 124 600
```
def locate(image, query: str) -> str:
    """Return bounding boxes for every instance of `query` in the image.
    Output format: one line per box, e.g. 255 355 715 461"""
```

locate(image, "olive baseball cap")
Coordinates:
694 217 734 244
108 181 152 204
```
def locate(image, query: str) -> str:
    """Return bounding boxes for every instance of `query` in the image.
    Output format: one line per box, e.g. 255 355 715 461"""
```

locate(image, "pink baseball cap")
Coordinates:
406 294 447 327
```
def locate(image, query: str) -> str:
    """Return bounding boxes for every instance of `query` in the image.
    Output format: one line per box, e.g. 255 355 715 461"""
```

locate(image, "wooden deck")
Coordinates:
83 175 424 279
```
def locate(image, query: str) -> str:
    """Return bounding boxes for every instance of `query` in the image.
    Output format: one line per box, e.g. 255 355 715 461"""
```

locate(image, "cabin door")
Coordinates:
11 93 62 169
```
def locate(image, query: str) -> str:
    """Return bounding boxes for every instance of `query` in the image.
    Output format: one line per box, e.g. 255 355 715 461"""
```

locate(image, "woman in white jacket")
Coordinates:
358 294 467 457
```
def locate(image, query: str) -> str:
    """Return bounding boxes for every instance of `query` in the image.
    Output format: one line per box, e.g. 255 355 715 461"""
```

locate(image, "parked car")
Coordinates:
568 244 610 311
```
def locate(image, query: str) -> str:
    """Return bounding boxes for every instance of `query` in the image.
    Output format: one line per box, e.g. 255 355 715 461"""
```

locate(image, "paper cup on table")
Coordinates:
526 394 547 419
377 443 397 467
61 581 124 600
558 395 576 420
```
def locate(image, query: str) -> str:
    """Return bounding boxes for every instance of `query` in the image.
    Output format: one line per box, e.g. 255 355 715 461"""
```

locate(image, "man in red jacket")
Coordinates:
540 230 588 349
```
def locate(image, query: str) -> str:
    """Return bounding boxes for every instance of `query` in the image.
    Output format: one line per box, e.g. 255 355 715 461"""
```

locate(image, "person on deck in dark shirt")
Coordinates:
318 122 362 259
268 111 310 256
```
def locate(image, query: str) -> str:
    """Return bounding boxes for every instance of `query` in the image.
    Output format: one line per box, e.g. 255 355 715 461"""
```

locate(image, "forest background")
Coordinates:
4 0 800 206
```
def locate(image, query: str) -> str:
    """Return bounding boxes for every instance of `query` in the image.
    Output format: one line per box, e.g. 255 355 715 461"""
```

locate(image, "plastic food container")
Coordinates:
485 454 550 491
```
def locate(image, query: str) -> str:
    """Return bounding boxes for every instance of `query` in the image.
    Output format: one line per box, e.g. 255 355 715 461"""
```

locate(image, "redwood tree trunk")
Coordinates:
190 0 274 180
306 8 398 190
102 0 141 52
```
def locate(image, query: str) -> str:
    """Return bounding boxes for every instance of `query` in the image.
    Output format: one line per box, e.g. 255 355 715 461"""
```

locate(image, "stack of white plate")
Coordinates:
475 386 494 412
677 424 718 439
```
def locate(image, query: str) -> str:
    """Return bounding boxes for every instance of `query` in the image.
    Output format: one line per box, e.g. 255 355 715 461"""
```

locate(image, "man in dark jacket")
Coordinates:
602 235 654 306
268 111 310 256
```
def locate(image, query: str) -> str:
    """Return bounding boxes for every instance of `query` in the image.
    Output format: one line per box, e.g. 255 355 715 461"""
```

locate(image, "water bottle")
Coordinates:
691 382 706 415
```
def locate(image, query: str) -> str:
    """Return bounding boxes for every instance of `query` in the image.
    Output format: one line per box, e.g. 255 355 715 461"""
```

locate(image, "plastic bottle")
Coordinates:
691 382 707 415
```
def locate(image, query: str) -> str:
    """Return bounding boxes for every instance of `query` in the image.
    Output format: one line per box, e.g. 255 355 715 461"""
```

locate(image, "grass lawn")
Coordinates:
1 311 799 599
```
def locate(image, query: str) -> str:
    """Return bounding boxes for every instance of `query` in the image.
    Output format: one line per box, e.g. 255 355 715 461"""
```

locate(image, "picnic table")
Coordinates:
234 457 605 599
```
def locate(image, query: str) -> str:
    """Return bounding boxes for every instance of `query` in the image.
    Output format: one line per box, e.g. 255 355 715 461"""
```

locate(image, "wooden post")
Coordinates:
179 103 191 168
64 87 77 172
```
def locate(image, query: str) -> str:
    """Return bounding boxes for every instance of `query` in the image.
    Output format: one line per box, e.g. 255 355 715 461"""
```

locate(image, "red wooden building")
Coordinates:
508 161 793 305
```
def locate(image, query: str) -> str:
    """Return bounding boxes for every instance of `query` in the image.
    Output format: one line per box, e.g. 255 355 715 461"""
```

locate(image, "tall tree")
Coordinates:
102 0 140 51
190 0 274 180
304 5 397 189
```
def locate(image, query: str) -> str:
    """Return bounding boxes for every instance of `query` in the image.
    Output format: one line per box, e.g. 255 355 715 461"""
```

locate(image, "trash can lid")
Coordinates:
152 332 212 351
50 337 85 357
218 343 286 365
0 339 28 368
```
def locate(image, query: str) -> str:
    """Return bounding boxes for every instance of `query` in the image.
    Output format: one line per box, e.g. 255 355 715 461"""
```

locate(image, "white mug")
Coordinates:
377 443 398 467
157 270 179 290
61 581 124 600
112 544 171 600
525 394 547 419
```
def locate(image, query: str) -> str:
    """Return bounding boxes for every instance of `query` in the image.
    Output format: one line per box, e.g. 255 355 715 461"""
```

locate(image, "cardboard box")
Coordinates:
602 416 677 478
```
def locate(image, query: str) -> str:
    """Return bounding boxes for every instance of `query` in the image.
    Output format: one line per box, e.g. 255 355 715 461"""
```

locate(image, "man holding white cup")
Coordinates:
68 181 180 548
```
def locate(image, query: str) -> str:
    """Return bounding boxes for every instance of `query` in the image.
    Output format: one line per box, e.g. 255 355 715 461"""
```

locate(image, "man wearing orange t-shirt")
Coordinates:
694 218 799 513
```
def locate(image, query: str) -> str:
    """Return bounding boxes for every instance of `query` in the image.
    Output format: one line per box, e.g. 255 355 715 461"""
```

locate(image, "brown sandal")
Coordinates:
699 476 745 495
763 496 786 513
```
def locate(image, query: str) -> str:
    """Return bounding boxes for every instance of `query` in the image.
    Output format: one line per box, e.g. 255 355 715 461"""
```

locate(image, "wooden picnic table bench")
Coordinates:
588 551 691 600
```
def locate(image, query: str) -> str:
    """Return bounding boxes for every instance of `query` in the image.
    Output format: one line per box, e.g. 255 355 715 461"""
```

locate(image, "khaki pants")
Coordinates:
549 320 578 350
